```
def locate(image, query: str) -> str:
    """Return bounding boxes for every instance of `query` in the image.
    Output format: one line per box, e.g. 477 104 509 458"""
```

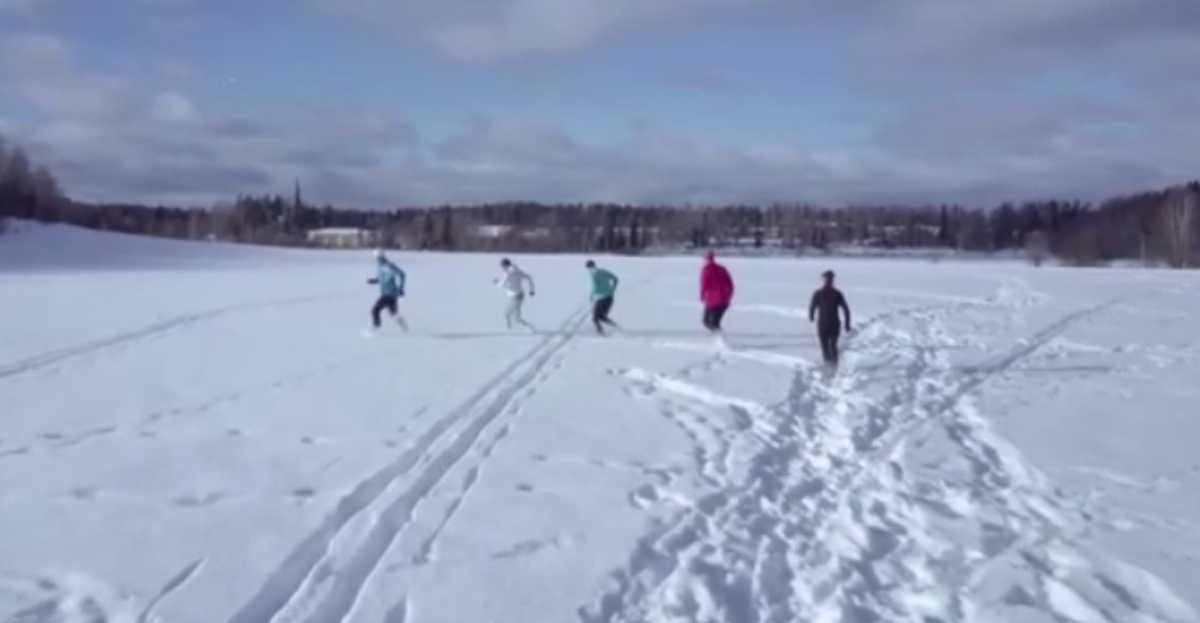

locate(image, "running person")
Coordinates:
586 260 620 335
809 270 851 366
495 257 536 331
699 251 734 333
367 250 408 331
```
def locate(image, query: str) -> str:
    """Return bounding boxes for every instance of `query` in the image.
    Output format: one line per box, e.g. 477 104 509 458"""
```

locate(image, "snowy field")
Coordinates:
2 224 1199 623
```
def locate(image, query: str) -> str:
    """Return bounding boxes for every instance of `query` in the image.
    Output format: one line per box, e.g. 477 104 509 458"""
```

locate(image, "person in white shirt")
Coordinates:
494 257 537 331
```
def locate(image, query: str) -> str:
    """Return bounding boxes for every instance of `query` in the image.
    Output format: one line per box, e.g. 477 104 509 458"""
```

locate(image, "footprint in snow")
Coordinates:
172 492 224 508
490 535 574 560
69 486 98 501
628 484 660 509
0 446 31 459
290 487 318 503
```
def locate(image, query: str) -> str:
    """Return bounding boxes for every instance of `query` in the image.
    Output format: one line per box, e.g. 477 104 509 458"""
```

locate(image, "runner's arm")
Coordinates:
524 270 536 296
395 266 407 292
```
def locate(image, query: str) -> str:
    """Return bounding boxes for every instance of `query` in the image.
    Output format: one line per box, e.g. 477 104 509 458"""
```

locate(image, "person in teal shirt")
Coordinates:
367 250 408 331
586 260 620 335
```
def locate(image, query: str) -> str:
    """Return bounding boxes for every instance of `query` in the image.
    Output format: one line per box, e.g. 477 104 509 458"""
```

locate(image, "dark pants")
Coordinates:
372 295 398 328
702 304 729 332
593 297 617 333
818 325 841 365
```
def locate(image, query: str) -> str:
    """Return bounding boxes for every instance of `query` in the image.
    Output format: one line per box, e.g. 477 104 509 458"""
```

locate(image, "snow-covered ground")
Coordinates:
2 224 1198 623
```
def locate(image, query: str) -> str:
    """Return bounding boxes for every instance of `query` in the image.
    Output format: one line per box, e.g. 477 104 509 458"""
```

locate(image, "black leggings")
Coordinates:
372 295 398 327
703 305 729 332
818 326 841 365
592 297 616 332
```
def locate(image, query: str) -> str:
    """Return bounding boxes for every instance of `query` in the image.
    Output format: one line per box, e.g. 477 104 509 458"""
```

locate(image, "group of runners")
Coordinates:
367 250 853 366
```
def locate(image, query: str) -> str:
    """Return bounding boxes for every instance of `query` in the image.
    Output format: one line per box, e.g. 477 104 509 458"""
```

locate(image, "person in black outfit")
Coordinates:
809 270 851 366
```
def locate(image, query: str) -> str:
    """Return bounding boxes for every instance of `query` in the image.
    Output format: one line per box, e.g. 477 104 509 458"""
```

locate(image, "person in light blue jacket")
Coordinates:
367 250 408 330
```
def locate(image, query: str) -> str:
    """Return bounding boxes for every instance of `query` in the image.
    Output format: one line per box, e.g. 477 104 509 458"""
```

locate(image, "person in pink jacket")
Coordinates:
699 250 734 333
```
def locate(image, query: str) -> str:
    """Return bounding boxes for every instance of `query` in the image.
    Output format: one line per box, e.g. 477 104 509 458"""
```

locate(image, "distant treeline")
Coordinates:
1 135 1196 267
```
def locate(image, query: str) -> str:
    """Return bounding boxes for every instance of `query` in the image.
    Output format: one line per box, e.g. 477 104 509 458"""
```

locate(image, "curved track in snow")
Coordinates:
0 292 346 382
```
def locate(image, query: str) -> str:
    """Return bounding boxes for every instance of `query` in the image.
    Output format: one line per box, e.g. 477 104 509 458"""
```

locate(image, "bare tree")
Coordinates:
1060 228 1102 266
1137 199 1158 265
1162 186 1196 268
1025 230 1050 266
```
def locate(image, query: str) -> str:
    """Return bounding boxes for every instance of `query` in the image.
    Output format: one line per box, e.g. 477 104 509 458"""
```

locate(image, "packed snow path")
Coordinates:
2 226 1198 622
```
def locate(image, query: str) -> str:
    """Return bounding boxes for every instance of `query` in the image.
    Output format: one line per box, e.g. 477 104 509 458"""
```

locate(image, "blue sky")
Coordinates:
1 0 1198 208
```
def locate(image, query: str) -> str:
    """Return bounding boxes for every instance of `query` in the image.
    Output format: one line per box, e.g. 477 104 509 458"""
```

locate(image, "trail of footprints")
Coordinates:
583 297 1194 622
0 353 416 513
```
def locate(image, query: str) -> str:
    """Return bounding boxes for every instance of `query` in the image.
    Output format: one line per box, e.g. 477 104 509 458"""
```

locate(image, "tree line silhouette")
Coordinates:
1 134 1195 267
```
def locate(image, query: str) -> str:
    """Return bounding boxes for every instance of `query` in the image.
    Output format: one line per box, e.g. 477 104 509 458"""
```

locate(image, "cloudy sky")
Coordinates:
1 1 1197 208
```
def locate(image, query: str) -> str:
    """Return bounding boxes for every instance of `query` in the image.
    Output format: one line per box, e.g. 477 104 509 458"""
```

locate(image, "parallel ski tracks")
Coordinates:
227 306 587 623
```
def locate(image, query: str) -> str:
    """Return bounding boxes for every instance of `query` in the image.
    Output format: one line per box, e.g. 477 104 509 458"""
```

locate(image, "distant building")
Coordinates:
475 224 554 240
306 227 378 248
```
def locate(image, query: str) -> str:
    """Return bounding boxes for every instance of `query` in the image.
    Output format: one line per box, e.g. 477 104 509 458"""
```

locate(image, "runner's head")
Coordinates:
500 257 513 270
585 259 596 271
375 249 386 263
822 269 835 285
705 250 716 263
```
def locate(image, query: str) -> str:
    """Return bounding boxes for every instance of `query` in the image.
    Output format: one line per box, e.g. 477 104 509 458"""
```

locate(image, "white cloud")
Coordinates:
150 92 198 124
316 0 755 61
0 33 70 75
157 60 193 80
6 96 1191 209
4 3 1200 208
1 34 136 121
856 0 1200 68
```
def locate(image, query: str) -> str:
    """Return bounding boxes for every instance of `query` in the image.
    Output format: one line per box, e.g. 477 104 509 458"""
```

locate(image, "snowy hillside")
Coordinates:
1 224 1198 623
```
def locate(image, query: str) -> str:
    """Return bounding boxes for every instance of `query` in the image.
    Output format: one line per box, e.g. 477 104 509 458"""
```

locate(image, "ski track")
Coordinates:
406 403 526 567
0 292 344 382
226 306 587 623
397 339 577 570
0 560 205 623
137 558 205 623
580 289 1195 623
